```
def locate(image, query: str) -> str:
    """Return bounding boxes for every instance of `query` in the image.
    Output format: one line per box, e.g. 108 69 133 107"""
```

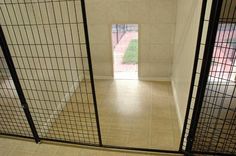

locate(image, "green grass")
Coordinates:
122 39 138 64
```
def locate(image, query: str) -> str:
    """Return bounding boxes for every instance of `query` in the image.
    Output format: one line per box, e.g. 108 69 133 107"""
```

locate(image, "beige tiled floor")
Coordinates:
95 80 181 150
0 137 183 156
45 80 180 150
0 79 182 155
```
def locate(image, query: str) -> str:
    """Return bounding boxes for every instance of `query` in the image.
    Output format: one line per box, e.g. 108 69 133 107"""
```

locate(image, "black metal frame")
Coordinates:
80 0 102 146
0 0 234 155
0 26 40 143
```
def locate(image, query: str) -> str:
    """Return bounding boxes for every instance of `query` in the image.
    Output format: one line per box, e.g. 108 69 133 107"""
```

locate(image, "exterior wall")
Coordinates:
86 0 176 79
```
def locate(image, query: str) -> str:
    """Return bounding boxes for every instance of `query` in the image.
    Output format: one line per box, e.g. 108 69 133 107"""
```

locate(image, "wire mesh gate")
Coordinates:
0 34 36 139
182 0 236 155
0 0 101 145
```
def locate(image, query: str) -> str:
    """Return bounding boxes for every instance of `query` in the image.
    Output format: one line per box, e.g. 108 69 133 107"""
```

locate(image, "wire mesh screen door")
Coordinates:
0 0 102 145
183 0 236 155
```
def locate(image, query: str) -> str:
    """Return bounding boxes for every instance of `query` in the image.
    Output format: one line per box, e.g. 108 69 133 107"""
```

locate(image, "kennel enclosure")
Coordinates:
0 0 235 155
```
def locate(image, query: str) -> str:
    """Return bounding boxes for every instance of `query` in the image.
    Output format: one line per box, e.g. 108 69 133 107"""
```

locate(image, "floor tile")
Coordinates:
94 80 181 150
0 80 182 153
0 137 183 156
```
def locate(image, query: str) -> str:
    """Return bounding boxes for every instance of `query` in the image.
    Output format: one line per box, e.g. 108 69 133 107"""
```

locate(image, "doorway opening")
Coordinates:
112 24 138 79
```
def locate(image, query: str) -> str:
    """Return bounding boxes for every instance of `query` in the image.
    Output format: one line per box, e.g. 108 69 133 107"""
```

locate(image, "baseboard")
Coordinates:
94 76 113 80
171 80 183 133
139 77 170 81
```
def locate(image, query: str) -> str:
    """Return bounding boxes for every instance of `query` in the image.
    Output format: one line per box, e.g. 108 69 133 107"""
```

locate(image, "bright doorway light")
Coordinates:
112 24 138 80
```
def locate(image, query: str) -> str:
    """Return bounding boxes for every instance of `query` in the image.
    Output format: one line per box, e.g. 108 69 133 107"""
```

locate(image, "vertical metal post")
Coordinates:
0 25 40 143
80 0 103 146
186 0 223 152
